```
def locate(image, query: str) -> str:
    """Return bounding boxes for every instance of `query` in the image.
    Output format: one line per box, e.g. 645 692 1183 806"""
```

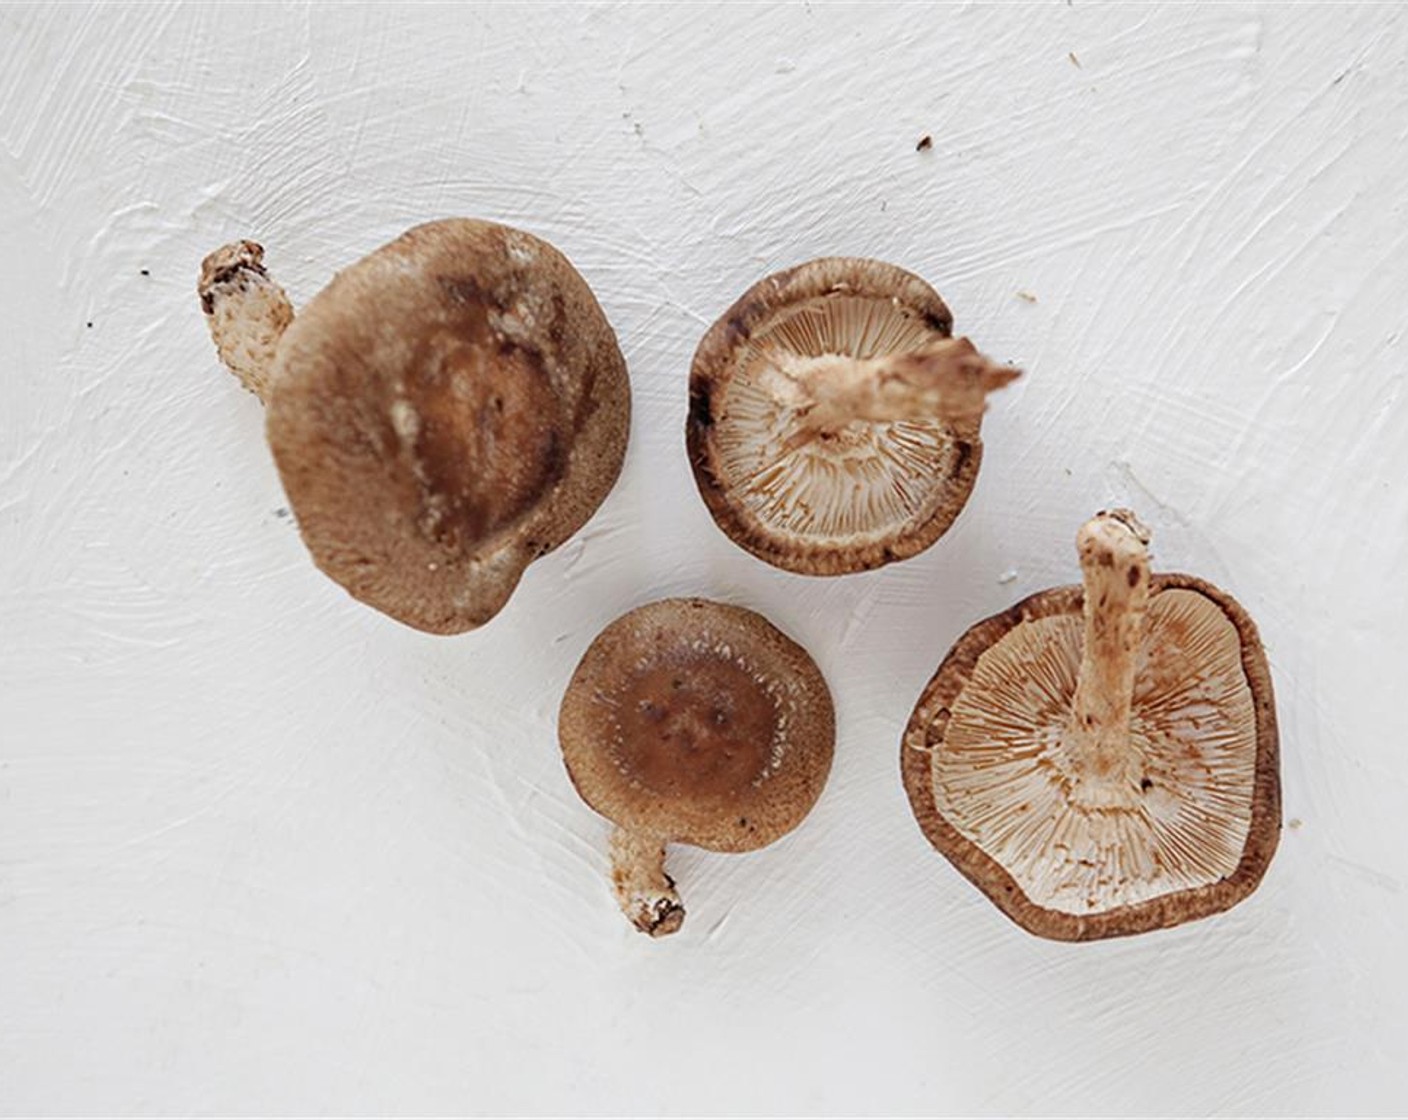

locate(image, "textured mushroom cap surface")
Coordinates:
266 219 629 634
902 574 1280 941
687 257 982 575
560 598 835 852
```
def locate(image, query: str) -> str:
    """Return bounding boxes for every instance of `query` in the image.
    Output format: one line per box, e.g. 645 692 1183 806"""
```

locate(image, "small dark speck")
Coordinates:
86 321 93 328
140 269 150 276
1069 51 1082 68
1332 68 1350 86
1140 777 1154 792
274 507 290 519
916 134 933 152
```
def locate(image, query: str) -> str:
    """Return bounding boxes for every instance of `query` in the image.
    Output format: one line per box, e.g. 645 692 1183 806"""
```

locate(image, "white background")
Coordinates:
3 3 1406 1115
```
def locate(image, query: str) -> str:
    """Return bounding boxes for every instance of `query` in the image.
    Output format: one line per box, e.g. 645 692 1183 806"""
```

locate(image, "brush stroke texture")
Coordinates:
1 3 1406 1115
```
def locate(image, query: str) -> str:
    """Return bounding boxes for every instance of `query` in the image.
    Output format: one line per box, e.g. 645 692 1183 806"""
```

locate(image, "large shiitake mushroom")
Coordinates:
902 510 1280 940
559 599 835 937
687 258 1019 575
198 220 630 634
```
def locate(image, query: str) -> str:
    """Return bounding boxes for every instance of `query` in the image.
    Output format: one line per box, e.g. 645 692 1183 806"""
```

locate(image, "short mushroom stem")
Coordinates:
609 827 685 938
767 337 1019 447
197 240 294 402
1067 510 1152 792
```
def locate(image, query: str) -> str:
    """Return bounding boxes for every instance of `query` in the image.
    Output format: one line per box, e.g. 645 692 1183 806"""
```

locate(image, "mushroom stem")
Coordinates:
609 827 685 937
198 240 294 402
766 337 1019 446
1067 510 1152 790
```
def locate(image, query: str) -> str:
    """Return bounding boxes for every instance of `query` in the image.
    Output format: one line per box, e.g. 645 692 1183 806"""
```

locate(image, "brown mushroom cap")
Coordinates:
560 598 835 853
687 257 1013 576
902 526 1280 941
264 219 629 634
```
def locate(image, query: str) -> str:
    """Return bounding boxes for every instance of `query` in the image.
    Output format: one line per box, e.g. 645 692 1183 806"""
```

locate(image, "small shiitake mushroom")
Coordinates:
687 258 1019 575
559 598 835 937
198 220 630 634
902 510 1280 941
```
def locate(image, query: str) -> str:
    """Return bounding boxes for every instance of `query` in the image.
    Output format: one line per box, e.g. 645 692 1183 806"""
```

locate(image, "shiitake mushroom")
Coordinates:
199 220 630 634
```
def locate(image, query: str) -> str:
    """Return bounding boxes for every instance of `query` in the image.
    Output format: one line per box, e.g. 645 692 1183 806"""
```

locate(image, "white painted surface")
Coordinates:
2 3 1405 1114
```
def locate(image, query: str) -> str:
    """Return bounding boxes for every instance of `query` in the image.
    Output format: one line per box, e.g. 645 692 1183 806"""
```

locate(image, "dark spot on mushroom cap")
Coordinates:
1128 565 1141 587
1140 777 1154 792
438 275 482 305
916 134 934 152
612 659 779 800
397 321 566 549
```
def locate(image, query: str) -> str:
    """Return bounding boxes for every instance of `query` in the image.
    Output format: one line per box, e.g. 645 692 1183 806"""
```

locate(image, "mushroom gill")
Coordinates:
713 296 967 544
688 258 1018 575
902 509 1280 940
935 589 1258 915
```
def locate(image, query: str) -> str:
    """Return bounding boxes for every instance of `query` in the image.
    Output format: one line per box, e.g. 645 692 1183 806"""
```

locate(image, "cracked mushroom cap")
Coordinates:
264 219 629 634
560 599 835 853
902 513 1280 940
687 257 1013 575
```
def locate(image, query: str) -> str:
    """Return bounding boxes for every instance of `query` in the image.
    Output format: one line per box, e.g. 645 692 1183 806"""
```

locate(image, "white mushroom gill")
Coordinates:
712 296 964 542
934 589 1258 914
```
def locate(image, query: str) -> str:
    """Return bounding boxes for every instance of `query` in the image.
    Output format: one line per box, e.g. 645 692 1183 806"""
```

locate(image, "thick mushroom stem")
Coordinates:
197 240 294 402
1066 510 1152 795
609 827 685 938
765 337 1020 444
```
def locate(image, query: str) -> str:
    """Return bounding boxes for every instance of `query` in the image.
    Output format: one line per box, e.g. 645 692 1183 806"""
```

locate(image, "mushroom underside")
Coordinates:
930 587 1260 916
705 295 972 556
